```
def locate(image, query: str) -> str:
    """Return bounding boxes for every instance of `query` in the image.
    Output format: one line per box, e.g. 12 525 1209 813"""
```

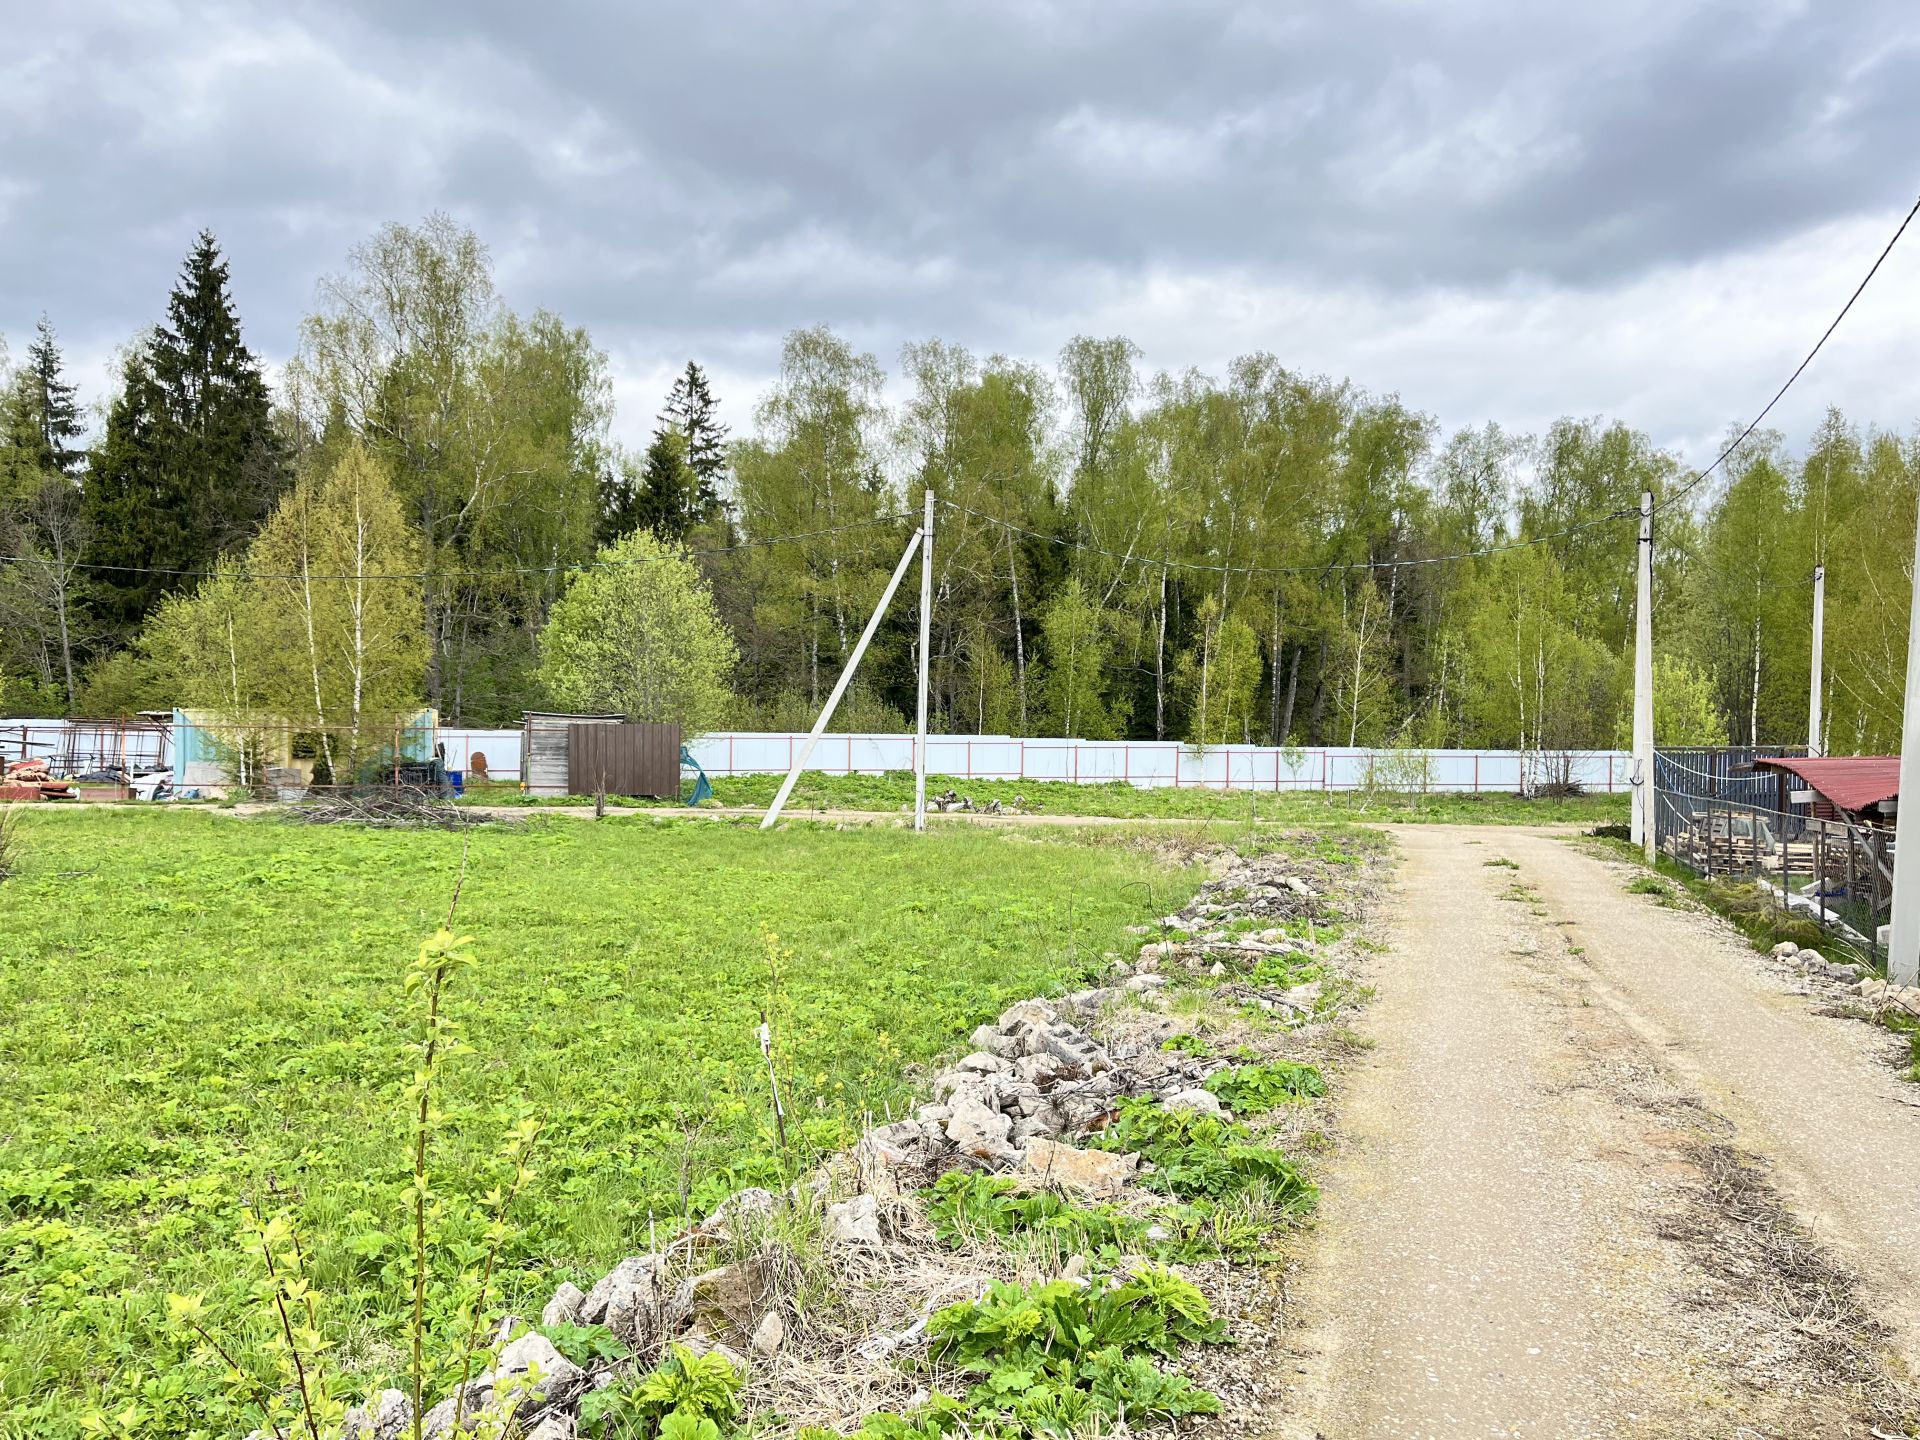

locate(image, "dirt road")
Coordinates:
1278 826 1920 1439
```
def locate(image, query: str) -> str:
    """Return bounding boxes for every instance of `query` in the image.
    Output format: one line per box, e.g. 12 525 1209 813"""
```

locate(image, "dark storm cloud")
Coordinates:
1 0 1915 443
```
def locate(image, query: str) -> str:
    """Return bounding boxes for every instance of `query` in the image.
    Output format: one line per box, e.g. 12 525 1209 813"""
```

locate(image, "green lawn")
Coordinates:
463 771 1629 826
0 809 1203 1438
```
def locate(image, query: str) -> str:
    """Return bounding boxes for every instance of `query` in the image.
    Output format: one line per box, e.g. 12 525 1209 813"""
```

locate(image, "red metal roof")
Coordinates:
1752 755 1902 812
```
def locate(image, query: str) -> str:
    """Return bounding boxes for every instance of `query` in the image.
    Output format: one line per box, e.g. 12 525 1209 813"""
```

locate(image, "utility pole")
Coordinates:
762 524 925 830
1632 490 1655 861
1808 564 1826 757
914 489 934 832
1887 486 1920 985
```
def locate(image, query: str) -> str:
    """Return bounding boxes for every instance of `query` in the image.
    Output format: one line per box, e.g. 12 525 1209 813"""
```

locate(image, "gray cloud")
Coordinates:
2 0 1916 458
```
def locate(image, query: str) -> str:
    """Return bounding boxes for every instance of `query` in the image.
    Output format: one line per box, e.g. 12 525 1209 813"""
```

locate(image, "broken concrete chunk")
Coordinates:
1043 1029 1110 1073
342 1390 411 1440
578 1255 661 1327
540 1281 586 1329
1012 1052 1061 1084
826 1192 883 1246
946 1094 1019 1161
999 999 1058 1029
955 1051 1013 1075
491 1331 584 1395
751 1310 787 1356
1165 1087 1226 1116
1019 1138 1140 1199
701 1186 779 1239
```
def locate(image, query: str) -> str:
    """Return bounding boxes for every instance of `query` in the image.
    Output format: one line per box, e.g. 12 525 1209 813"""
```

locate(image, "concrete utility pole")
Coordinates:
914 489 935 832
762 524 925 830
1632 490 1655 861
1808 564 1826 757
1887 487 1920 984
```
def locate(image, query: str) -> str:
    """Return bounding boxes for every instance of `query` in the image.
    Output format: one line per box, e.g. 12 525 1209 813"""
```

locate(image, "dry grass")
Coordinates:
1656 1135 1916 1433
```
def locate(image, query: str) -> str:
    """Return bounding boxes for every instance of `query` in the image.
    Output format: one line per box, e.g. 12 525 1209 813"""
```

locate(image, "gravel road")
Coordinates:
1274 826 1920 1439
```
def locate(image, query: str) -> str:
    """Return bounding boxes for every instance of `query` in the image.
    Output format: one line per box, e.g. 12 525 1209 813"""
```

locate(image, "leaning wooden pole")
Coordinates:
761 525 925 830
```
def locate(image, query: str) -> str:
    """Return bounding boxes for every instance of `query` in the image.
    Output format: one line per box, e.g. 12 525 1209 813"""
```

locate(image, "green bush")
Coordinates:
1202 1061 1327 1114
1087 1099 1316 1209
902 1268 1225 1435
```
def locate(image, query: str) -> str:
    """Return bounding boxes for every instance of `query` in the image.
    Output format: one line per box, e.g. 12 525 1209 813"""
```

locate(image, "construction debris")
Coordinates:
1 759 75 802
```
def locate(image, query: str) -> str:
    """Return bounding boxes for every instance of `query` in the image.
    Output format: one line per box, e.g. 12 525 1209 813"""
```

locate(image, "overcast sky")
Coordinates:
3 0 1917 470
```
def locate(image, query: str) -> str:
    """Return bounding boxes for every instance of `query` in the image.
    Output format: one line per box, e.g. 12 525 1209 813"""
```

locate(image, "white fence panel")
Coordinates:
683 732 1632 794
4 717 1632 795
440 729 523 782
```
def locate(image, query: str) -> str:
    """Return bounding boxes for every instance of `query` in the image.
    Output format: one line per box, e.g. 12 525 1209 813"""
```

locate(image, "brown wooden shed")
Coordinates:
520 712 684 798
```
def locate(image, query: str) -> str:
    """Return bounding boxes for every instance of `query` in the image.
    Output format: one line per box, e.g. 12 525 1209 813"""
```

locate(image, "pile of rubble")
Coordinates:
1766 939 1920 1026
328 845 1372 1440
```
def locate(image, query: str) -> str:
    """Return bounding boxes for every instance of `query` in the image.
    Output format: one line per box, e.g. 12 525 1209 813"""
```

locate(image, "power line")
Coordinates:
937 497 1638 579
1656 191 1920 516
9 200 1911 593
0 514 910 584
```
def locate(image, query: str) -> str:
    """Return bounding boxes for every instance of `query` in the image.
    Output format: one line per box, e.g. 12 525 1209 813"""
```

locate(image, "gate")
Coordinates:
566 723 684 798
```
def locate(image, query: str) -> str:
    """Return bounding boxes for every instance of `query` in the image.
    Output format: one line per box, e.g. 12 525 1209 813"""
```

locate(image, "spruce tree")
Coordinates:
0 318 91 709
660 361 728 514
84 231 287 637
5 317 85 481
636 428 699 540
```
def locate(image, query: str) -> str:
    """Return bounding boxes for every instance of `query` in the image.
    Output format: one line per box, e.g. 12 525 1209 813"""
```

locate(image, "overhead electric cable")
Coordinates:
936 498 1638 578
1656 191 1920 515
0 514 910 584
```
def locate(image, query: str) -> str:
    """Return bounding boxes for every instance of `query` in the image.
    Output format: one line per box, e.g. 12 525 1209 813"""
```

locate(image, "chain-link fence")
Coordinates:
1654 745 1891 964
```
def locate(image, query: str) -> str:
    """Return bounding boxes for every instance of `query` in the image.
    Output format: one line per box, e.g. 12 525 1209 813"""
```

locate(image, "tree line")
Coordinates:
3 214 1916 759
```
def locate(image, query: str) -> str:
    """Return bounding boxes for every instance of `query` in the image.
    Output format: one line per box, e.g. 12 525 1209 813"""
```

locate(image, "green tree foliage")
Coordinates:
16 218 1920 753
1173 595 1260 746
0 319 91 709
538 530 738 733
1652 654 1730 747
139 448 426 774
721 327 897 716
84 232 286 638
286 213 611 723
662 361 729 505
1038 576 1127 739
599 365 731 546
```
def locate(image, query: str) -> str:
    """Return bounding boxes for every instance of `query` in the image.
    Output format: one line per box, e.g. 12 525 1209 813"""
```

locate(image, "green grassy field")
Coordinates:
0 809 1208 1438
461 771 1629 826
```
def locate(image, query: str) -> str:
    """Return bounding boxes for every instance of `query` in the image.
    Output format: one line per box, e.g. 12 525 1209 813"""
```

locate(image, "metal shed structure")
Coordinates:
1751 755 1901 826
1655 746 1898 960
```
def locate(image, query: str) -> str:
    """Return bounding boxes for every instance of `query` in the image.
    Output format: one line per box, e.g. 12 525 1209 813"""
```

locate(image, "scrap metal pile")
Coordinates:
0 759 75 802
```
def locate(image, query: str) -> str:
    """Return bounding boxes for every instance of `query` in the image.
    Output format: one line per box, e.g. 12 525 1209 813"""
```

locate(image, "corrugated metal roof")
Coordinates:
1752 755 1901 812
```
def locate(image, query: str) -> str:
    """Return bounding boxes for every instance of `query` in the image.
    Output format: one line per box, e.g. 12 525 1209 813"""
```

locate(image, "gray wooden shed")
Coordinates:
520 711 622 796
